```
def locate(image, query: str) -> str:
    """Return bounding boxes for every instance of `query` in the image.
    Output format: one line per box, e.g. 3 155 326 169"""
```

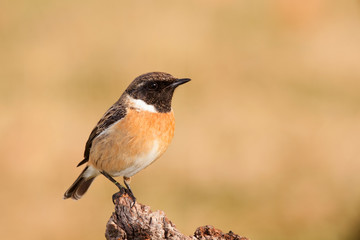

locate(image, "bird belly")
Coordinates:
89 109 175 177
111 140 160 177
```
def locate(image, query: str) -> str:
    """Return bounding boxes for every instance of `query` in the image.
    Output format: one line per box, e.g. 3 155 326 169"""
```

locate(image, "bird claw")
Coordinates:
111 188 136 207
126 188 136 208
112 187 125 204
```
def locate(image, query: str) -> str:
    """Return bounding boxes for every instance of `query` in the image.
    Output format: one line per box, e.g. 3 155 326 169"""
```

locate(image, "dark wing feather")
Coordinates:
77 100 126 167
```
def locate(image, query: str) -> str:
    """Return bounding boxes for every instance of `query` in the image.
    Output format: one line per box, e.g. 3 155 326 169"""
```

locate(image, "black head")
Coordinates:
125 72 190 113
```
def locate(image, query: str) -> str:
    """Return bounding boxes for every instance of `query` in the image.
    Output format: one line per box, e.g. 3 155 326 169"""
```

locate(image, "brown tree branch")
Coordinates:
105 193 249 240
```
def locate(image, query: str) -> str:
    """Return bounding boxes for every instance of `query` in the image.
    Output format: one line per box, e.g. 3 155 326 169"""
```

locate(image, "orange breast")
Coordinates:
89 109 175 176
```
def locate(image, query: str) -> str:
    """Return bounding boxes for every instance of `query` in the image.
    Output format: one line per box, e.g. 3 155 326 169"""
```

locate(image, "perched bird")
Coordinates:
64 72 190 203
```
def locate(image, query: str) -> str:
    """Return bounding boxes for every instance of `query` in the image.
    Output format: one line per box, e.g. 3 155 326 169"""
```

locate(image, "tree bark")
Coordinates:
105 193 249 240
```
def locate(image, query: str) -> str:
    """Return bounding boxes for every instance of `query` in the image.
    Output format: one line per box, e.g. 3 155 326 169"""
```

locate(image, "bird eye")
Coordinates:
148 82 158 90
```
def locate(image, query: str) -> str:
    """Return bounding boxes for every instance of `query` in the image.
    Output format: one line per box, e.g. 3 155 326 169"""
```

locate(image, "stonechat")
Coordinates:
64 72 190 203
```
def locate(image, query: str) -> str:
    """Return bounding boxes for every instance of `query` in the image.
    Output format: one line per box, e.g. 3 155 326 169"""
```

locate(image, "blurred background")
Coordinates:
1 0 360 239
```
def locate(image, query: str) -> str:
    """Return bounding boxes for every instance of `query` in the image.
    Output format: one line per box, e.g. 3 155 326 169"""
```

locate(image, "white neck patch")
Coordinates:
127 95 157 113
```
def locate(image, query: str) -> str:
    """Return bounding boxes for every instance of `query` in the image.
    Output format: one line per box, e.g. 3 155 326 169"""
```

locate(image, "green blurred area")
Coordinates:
1 0 360 239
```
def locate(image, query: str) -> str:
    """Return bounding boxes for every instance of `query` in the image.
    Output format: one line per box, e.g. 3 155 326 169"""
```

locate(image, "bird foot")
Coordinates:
125 188 136 208
111 187 136 207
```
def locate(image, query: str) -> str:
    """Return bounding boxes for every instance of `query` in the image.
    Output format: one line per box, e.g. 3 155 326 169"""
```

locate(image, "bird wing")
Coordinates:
77 100 126 167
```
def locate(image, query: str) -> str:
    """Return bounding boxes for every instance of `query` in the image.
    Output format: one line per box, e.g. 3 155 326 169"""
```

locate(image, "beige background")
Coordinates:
1 1 360 239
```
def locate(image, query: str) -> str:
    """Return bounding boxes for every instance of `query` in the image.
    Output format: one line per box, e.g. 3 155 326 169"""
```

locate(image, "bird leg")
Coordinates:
123 176 136 207
101 171 127 204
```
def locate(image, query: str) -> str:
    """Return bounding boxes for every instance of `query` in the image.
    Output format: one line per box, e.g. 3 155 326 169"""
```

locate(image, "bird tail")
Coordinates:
63 166 99 200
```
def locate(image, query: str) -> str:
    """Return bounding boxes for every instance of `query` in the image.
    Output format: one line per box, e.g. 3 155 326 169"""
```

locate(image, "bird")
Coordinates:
63 72 190 204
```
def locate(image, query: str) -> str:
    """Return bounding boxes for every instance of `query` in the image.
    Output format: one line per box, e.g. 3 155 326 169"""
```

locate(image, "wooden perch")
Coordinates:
105 193 249 240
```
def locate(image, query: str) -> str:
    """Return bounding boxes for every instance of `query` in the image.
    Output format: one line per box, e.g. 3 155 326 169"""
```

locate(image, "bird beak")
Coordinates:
171 78 191 88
